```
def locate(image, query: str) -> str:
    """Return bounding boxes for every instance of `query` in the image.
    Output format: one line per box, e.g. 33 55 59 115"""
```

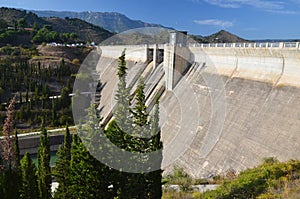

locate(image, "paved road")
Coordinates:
0 126 76 139
1 92 96 106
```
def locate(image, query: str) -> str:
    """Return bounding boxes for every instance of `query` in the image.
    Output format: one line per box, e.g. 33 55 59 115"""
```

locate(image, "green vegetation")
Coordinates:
0 51 163 198
165 167 195 192
32 25 59 43
200 158 300 199
37 124 51 199
20 153 38 199
0 57 74 131
162 158 300 199
103 51 163 198
0 7 113 45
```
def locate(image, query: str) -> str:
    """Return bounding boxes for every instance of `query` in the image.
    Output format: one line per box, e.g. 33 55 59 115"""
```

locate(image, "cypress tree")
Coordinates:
53 125 71 199
19 92 22 104
60 86 71 109
14 130 22 198
20 153 38 199
51 99 57 126
14 131 20 167
37 124 52 199
25 90 29 103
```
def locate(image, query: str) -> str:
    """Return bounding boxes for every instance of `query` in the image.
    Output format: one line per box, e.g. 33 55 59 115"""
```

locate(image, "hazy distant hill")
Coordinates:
31 10 170 33
0 7 113 44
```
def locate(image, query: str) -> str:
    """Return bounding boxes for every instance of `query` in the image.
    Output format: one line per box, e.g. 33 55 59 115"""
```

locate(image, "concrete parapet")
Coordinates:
18 134 66 155
99 45 148 62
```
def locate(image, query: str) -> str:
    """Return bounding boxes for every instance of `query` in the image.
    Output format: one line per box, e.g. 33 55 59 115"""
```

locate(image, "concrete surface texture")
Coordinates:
97 43 300 178
164 69 300 178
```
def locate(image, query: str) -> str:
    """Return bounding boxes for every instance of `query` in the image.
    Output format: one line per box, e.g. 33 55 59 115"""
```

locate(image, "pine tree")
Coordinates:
53 125 71 199
37 124 52 199
114 49 132 132
126 78 150 198
69 134 112 199
20 153 38 199
106 51 164 198
132 78 148 127
105 120 129 197
147 99 163 198
107 50 134 197
67 100 113 198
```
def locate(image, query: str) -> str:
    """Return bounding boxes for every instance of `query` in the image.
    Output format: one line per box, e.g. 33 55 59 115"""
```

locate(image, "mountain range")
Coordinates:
31 9 249 43
0 7 249 46
31 10 169 33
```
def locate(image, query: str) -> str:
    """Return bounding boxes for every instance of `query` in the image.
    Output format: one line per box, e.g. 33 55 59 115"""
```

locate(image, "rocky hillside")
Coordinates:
0 7 113 45
31 10 170 33
192 30 249 43
43 17 113 43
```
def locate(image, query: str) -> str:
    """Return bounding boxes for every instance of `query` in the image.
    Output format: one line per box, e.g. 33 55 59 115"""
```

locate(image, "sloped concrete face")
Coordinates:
96 55 148 122
163 65 300 178
91 44 300 178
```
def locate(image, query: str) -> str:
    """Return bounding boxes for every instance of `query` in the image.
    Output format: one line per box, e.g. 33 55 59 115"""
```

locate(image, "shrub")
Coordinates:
72 58 80 65
201 159 300 199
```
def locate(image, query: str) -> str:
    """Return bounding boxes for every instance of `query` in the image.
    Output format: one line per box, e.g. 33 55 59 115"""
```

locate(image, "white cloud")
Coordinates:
194 19 234 28
195 0 298 14
203 0 284 9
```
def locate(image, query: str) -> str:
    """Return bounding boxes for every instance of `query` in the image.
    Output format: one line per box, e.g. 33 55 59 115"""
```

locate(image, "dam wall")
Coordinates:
95 43 300 178
189 45 300 87
99 43 300 87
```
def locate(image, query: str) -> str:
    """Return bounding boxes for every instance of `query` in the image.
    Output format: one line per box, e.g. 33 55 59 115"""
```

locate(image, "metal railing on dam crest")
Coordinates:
189 42 300 49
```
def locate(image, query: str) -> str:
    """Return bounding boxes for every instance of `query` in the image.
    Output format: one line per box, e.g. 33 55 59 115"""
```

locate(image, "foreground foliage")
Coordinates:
200 158 300 199
161 159 300 199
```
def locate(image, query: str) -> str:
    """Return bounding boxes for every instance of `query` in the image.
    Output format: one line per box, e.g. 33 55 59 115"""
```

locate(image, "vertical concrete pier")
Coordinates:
164 31 191 90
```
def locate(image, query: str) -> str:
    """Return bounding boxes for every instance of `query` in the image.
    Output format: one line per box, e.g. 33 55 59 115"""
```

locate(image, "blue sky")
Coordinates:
1 0 300 39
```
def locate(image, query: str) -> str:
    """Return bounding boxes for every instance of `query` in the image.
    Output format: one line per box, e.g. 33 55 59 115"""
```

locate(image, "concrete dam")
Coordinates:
94 34 300 178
